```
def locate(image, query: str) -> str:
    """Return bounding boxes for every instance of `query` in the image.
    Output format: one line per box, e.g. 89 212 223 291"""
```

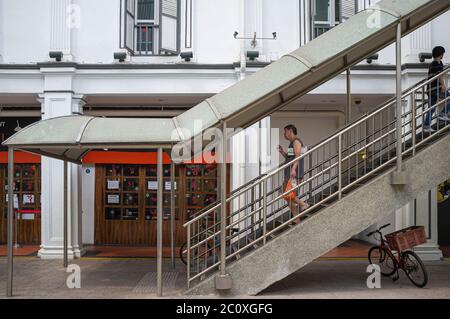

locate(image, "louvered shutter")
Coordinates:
160 0 179 53
341 0 356 22
125 0 136 53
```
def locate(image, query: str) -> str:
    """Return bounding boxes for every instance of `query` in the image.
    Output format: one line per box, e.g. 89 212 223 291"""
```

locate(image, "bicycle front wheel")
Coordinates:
402 250 428 288
368 246 397 276
179 242 189 266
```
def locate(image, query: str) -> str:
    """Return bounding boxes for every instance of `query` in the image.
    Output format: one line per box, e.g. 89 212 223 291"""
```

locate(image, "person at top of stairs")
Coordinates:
424 46 450 133
277 124 310 224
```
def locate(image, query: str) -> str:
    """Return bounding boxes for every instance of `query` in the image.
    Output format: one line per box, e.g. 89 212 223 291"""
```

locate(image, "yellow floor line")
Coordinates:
80 257 156 261
318 257 368 261
0 256 37 259
80 256 181 261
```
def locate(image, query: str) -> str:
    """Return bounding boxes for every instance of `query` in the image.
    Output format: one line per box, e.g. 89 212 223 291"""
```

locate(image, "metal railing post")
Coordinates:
187 225 191 289
338 135 342 200
157 147 163 297
7 147 14 297
346 68 351 125
262 181 267 245
412 91 417 156
250 187 255 237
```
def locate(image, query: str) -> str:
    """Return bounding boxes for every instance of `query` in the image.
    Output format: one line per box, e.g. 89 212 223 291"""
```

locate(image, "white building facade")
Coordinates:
0 0 448 260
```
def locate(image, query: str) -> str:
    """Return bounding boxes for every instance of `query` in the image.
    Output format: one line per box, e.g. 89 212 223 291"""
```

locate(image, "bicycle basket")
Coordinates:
385 226 426 252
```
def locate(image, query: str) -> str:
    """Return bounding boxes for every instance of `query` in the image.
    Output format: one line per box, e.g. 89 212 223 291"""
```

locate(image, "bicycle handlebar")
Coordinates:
367 223 391 237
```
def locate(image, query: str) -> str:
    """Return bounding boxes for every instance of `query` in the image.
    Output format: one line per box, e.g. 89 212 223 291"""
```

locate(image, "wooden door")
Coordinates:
94 164 185 246
0 164 41 244
94 163 223 247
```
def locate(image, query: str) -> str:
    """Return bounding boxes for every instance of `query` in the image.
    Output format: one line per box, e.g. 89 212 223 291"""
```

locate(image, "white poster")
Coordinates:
165 181 177 191
5 194 19 209
107 194 120 204
148 181 158 190
20 213 35 220
107 180 120 190
23 194 35 205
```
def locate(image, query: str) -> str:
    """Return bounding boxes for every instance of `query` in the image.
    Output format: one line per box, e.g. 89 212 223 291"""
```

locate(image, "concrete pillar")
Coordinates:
37 67 85 259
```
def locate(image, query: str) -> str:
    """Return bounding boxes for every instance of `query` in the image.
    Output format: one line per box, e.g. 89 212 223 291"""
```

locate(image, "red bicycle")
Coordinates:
367 224 428 288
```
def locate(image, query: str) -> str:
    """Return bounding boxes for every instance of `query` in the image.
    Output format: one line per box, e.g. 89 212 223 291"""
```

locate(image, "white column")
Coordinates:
394 203 410 230
37 68 85 259
299 0 313 46
414 189 443 261
0 0 3 63
404 23 432 63
231 129 246 191
50 0 74 61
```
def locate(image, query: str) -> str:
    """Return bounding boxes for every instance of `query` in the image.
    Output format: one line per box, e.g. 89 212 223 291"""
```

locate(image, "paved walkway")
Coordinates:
2 241 450 258
1 257 449 299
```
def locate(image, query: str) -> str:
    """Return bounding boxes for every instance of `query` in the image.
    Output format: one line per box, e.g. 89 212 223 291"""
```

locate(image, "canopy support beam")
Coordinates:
6 147 14 297
63 160 68 268
157 147 163 297
170 160 176 269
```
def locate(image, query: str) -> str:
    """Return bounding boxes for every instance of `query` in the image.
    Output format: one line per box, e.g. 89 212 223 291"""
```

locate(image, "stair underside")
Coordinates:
186 130 450 296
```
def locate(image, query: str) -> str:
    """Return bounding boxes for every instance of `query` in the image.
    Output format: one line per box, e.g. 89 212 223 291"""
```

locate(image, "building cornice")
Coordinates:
0 62 437 72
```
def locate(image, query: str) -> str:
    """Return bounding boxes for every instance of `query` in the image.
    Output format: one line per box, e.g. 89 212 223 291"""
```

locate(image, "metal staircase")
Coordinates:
183 67 450 295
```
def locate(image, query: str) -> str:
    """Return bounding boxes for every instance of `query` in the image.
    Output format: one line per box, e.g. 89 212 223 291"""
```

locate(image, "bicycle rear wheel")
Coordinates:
402 250 428 288
368 246 397 276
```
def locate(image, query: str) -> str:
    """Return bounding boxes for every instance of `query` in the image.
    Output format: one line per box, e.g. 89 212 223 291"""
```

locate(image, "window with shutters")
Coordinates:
122 0 180 56
312 0 356 38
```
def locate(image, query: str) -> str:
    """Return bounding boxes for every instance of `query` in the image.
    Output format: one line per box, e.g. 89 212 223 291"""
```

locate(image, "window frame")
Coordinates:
122 0 180 56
